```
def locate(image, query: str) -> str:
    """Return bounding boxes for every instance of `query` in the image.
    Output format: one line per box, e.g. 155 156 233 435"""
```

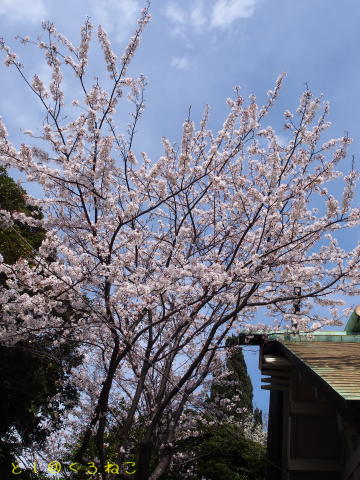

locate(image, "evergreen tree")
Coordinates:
0 168 82 479
0 166 45 266
207 335 255 422
164 337 266 480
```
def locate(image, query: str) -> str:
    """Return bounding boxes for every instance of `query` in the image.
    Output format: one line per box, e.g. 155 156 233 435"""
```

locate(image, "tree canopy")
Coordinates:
0 167 82 478
0 166 44 265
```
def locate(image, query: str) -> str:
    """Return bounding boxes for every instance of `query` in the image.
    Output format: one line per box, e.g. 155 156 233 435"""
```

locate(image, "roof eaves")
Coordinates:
268 340 360 434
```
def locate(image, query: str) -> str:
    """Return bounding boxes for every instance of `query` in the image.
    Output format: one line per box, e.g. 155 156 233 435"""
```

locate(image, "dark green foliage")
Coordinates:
0 444 39 480
61 430 138 480
254 407 263 427
0 337 81 442
164 338 266 480
0 168 82 477
0 166 45 267
196 424 266 480
0 337 82 480
163 416 266 480
208 335 254 420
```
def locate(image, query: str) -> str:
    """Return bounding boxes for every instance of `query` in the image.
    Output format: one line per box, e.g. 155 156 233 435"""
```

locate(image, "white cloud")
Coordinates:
210 0 257 28
0 0 47 24
164 2 186 25
164 0 258 34
164 0 207 35
171 55 191 70
275 133 290 147
190 0 207 29
89 0 140 43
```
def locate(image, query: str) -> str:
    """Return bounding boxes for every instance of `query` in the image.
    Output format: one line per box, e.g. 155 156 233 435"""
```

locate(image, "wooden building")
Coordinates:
254 307 360 479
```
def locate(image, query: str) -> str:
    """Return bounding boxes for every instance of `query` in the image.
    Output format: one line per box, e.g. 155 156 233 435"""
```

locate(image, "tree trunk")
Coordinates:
135 440 153 480
149 453 172 480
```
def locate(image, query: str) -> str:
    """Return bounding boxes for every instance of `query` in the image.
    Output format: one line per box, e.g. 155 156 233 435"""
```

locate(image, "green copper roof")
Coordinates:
266 307 360 400
268 331 360 343
280 340 360 400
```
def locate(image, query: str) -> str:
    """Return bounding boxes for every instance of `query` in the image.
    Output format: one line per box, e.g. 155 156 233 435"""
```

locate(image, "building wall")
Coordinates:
266 364 343 479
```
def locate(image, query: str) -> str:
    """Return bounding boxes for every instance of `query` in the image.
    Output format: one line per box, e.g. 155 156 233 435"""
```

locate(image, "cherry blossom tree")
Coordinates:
1 3 360 479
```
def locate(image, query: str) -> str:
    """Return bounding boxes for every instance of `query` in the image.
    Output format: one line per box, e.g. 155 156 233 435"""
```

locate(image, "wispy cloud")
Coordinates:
0 0 48 24
89 0 140 43
275 133 290 147
164 0 258 34
164 0 206 35
190 1 207 29
210 0 257 28
164 2 186 25
171 55 192 70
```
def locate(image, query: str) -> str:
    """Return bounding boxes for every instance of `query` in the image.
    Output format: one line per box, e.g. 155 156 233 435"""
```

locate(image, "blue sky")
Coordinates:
1 0 360 417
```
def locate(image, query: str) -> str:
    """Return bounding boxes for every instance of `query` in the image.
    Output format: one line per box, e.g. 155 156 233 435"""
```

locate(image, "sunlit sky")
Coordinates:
1 0 360 416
